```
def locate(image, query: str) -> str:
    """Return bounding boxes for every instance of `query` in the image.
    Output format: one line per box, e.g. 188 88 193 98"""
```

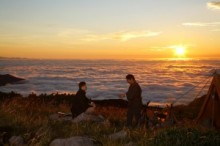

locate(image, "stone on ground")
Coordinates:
109 130 127 140
9 136 25 146
50 136 102 146
72 113 104 123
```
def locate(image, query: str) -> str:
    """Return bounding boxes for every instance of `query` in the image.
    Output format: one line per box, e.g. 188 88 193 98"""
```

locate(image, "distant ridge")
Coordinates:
0 57 29 60
0 74 25 86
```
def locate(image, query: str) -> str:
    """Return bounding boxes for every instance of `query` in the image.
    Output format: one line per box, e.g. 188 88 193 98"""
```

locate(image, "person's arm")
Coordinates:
85 97 94 107
126 86 139 101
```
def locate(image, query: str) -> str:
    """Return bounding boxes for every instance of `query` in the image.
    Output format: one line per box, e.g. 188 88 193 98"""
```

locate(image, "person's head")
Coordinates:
126 74 135 84
78 81 87 91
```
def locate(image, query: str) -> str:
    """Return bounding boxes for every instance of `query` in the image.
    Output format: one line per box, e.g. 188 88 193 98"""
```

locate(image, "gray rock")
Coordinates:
109 130 127 140
49 114 72 122
49 113 104 123
50 136 102 146
125 142 136 146
9 136 25 146
72 113 104 123
49 106 105 123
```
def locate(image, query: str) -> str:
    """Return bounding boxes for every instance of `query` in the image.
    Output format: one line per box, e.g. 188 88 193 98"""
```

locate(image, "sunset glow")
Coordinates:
0 0 220 59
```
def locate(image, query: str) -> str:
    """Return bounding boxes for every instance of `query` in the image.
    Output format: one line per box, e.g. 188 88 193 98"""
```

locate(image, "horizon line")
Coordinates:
1 56 220 61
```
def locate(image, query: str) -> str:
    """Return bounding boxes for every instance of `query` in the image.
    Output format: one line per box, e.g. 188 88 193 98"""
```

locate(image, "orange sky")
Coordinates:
0 1 220 59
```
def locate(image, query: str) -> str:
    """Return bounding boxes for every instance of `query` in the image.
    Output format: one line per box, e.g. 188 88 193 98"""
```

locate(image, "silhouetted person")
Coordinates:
71 82 91 119
120 74 142 128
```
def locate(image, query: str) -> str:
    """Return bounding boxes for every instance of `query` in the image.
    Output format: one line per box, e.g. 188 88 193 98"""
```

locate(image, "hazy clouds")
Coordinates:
207 1 220 10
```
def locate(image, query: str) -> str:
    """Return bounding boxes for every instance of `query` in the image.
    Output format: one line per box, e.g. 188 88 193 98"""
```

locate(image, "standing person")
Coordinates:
71 82 91 119
120 74 143 128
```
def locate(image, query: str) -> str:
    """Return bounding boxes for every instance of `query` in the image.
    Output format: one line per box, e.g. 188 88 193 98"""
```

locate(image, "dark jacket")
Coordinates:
126 82 142 108
71 89 91 118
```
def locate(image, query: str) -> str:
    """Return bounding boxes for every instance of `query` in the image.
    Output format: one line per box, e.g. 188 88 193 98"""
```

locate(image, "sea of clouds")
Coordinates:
0 59 220 106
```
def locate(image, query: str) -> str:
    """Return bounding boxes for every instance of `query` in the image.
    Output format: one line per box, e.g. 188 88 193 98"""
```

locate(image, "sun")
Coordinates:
175 46 186 57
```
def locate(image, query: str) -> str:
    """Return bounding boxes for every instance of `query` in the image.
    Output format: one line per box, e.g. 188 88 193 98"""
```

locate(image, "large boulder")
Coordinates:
0 74 25 86
72 106 104 123
50 136 102 146
9 136 25 146
49 106 105 123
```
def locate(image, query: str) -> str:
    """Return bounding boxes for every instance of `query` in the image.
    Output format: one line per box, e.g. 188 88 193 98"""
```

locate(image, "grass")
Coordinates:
0 92 220 146
151 127 220 146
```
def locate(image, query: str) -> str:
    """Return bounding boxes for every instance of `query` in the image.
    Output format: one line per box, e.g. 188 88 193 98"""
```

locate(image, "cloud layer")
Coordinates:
57 29 161 43
151 44 195 52
207 1 220 10
0 59 217 105
182 22 220 27
82 31 161 42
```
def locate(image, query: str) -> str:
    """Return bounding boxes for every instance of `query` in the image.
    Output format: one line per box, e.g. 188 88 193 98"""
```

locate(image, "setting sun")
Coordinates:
175 46 186 57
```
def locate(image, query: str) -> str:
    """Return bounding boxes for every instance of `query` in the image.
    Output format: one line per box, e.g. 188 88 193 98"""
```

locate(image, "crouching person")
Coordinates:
71 82 92 119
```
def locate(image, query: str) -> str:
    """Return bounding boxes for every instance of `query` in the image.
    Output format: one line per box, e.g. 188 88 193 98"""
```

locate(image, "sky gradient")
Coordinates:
0 0 220 59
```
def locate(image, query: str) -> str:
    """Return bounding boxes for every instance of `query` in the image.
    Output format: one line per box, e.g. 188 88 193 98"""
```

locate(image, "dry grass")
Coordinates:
0 94 220 146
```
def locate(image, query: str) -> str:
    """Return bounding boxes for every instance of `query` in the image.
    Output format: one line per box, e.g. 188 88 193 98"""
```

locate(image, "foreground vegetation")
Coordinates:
0 92 220 146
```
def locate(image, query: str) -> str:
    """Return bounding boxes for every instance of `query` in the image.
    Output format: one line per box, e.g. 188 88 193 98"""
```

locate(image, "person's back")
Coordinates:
71 82 91 118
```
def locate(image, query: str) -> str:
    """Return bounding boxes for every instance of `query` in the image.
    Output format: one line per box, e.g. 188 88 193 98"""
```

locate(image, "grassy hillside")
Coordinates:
0 92 220 146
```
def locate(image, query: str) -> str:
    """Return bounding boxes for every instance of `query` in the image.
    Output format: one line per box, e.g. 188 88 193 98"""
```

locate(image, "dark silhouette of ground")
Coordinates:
0 74 25 86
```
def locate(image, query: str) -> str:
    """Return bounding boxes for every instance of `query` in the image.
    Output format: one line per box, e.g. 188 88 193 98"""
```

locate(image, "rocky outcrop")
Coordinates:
0 74 25 86
50 136 102 146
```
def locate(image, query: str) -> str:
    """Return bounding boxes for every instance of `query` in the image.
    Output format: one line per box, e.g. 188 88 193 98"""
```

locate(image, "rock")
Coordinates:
72 113 104 123
49 114 72 122
85 105 96 114
0 74 25 86
109 130 127 140
49 112 104 123
50 136 102 146
49 106 105 123
125 142 136 146
9 136 25 146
